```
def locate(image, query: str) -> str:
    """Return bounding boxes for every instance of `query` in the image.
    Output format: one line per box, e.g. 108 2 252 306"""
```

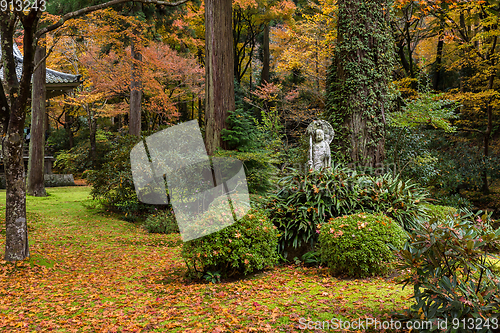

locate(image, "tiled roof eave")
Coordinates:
0 41 82 87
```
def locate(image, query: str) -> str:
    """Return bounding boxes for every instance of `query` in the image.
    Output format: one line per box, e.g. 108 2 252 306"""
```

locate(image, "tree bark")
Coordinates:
204 0 235 155
129 36 142 137
3 118 29 261
64 111 75 149
433 20 445 91
27 43 47 197
260 23 270 85
88 107 97 168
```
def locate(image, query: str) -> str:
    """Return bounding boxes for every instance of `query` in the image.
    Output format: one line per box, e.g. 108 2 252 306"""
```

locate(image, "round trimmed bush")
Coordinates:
181 207 279 279
318 213 406 278
424 204 457 222
143 209 179 234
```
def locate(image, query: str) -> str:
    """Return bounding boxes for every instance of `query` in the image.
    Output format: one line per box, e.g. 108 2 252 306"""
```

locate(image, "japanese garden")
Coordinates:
1 0 500 332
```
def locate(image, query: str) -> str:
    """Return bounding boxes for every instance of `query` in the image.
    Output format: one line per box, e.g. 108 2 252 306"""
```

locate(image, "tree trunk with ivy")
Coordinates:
326 0 395 169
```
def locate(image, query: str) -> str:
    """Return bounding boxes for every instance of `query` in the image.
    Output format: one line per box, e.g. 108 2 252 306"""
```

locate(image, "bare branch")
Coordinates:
33 37 60 72
458 128 484 134
36 0 189 38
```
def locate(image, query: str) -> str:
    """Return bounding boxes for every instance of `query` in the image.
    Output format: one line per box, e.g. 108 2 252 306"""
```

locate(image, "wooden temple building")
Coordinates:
0 43 82 174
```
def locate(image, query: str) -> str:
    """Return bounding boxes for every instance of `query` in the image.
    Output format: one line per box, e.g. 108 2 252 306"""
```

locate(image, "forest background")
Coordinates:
33 0 500 216
1 1 500 330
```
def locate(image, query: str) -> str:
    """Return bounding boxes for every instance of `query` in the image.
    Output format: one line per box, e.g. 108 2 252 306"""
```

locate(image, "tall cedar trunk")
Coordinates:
433 21 445 91
260 24 270 85
327 0 394 168
27 43 47 197
129 37 142 137
88 107 97 167
482 35 497 194
64 112 74 148
205 0 235 155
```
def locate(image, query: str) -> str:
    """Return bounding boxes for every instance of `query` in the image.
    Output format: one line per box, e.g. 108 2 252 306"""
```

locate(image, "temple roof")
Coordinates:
1 42 82 97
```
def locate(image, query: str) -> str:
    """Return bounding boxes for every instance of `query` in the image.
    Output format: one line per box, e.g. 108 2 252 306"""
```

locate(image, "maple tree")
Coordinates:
432 0 500 194
271 0 335 92
76 12 202 119
232 0 296 85
268 0 335 135
47 8 203 164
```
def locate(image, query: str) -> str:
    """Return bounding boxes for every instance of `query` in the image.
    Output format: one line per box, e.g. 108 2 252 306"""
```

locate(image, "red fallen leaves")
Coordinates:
0 195 411 332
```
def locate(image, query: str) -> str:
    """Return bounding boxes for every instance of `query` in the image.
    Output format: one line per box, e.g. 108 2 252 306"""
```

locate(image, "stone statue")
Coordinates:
307 120 334 171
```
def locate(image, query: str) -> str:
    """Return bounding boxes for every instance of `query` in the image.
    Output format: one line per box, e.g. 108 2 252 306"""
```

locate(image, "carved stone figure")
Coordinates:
307 120 334 171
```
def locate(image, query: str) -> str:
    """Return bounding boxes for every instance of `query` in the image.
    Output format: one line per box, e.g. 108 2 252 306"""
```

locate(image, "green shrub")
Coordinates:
221 108 261 153
266 166 428 259
143 209 179 234
423 204 457 221
394 212 500 332
359 173 430 231
267 165 364 258
220 108 279 194
214 149 278 195
53 130 113 176
318 213 406 278
86 134 156 215
182 206 279 279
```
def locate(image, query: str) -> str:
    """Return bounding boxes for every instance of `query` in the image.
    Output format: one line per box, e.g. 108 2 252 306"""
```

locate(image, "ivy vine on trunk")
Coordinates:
326 0 396 169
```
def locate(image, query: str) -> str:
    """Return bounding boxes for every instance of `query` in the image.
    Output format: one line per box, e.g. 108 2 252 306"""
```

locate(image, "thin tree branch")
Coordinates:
33 37 60 72
458 128 484 134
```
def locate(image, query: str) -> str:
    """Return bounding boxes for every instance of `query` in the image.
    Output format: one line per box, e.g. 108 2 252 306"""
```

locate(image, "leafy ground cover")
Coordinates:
0 187 411 332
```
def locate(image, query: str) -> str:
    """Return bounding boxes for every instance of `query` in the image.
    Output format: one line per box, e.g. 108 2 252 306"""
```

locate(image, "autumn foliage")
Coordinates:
46 9 203 127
